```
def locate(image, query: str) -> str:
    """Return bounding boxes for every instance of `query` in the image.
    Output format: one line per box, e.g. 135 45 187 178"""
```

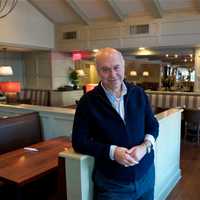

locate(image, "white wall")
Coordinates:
56 14 200 51
23 51 52 89
160 15 200 47
51 51 74 90
0 0 54 49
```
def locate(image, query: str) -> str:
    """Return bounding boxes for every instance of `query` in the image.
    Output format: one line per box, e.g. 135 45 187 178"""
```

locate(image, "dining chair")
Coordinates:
184 109 200 144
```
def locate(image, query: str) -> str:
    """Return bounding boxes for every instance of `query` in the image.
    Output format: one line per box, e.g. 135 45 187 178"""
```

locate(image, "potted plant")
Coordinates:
69 70 79 89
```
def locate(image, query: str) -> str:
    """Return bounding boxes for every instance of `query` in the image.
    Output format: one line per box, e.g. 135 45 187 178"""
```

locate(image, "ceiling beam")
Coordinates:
145 0 163 18
67 0 90 25
106 0 125 21
27 0 54 23
193 0 200 12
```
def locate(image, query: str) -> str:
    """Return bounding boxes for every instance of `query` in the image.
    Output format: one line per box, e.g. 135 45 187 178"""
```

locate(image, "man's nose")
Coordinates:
109 69 116 77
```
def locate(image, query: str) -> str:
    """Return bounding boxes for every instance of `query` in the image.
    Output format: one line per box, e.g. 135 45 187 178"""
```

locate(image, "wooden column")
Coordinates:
194 48 200 92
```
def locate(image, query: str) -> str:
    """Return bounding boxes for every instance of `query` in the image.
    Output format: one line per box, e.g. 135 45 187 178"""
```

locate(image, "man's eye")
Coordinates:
114 66 120 70
102 68 109 72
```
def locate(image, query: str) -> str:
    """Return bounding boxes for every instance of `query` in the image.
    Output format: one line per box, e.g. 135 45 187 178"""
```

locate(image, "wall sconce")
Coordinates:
0 81 21 103
143 71 149 76
0 66 13 76
130 70 137 76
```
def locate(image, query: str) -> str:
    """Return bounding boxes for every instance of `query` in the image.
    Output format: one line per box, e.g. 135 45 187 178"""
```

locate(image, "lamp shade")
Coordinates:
0 82 21 93
143 71 149 76
130 70 137 76
84 84 97 93
0 66 13 75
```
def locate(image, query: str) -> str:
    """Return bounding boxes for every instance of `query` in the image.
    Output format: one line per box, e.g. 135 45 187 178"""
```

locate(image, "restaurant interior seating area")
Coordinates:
17 89 51 106
1 0 200 199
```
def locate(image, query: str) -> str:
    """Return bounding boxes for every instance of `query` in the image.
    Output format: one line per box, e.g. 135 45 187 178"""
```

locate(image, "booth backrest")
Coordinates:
17 89 51 106
147 92 200 109
0 112 42 154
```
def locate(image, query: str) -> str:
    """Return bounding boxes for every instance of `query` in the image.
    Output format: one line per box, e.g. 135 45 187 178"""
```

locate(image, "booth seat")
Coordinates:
17 89 51 106
146 91 200 110
0 112 43 196
0 112 43 154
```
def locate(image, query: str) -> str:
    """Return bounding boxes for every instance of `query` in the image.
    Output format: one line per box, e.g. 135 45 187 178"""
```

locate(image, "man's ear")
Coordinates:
121 58 125 67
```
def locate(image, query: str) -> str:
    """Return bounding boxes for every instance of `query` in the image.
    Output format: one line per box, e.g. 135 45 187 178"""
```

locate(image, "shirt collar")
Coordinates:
101 81 127 97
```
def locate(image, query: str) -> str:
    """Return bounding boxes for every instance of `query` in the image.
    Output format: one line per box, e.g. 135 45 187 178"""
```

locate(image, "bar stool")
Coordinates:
184 109 200 144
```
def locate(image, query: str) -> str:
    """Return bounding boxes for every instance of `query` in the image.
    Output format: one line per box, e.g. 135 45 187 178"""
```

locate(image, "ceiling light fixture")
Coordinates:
0 48 13 75
138 47 145 50
0 0 18 19
93 49 99 53
174 54 178 58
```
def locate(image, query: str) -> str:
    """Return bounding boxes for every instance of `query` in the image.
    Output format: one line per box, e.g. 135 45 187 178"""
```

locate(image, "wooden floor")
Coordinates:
167 141 200 200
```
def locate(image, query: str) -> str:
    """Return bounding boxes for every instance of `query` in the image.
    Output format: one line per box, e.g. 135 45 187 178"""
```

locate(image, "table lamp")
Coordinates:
0 81 21 103
0 66 13 76
83 84 98 94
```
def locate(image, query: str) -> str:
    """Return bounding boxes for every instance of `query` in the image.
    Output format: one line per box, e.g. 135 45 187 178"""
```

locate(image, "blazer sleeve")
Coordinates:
144 91 159 140
72 96 110 160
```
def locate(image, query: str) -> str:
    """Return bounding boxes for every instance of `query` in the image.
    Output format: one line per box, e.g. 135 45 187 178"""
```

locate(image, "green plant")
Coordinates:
69 70 79 87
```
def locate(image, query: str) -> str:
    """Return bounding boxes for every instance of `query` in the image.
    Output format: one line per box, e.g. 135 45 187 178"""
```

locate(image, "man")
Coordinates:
72 48 159 200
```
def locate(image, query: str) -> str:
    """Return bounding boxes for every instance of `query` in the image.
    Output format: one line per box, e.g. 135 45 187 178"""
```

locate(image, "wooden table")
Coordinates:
0 136 71 186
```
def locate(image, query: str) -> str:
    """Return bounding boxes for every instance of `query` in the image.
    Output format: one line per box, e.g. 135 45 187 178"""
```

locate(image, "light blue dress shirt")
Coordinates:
101 81 155 160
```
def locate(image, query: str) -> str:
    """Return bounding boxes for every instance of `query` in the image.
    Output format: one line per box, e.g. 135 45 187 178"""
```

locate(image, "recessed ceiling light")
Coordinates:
93 49 99 53
138 47 145 50
174 54 178 58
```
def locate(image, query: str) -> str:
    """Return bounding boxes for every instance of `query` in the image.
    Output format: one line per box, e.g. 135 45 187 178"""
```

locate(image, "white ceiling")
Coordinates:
3 0 200 53
28 0 200 25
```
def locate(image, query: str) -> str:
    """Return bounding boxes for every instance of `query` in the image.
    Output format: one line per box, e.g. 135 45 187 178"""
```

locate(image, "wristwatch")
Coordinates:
143 141 152 154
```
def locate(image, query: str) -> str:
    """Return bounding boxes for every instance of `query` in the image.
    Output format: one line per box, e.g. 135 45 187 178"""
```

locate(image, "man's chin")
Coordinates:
109 82 122 89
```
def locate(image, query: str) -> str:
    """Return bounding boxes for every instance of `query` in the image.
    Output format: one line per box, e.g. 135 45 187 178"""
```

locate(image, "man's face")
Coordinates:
96 52 125 90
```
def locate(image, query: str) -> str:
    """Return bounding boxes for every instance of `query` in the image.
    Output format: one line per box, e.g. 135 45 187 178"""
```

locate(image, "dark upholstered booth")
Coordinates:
184 109 200 144
0 112 43 197
0 112 43 154
17 89 51 106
